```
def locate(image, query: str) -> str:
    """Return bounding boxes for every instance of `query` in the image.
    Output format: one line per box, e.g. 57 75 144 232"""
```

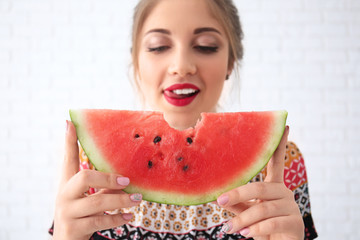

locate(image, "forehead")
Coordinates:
141 0 225 35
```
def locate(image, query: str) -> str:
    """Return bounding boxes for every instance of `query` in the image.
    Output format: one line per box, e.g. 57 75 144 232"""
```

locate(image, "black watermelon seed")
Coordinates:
153 136 161 144
183 165 189 171
177 157 183 161
148 160 153 168
186 137 193 144
134 134 140 138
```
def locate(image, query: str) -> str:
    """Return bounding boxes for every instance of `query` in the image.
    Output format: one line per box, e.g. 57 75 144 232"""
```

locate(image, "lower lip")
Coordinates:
163 92 199 107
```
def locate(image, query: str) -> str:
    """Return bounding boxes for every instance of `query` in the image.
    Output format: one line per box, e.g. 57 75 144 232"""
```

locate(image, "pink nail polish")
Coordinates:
239 227 250 236
122 213 133 221
217 195 229 206
130 193 142 201
221 221 233 233
117 177 130 186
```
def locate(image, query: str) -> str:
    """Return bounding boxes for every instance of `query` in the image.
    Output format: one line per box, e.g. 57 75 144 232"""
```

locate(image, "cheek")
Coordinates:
138 54 164 106
138 55 152 84
139 55 157 87
138 53 167 83
201 55 228 85
138 59 152 98
199 56 228 105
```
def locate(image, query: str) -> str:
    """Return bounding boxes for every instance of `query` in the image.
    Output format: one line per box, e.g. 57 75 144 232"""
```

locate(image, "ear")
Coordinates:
226 61 235 80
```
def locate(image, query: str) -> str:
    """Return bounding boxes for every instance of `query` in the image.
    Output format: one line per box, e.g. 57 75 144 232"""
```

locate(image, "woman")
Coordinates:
51 0 317 239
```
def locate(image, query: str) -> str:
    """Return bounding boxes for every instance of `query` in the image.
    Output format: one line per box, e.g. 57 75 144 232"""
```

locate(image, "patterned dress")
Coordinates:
49 142 317 239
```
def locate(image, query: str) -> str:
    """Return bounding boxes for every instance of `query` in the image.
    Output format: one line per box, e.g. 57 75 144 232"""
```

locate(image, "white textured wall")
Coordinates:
0 0 359 239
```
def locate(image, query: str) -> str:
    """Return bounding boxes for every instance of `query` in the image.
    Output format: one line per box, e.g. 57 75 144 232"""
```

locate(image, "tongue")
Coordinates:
164 90 196 99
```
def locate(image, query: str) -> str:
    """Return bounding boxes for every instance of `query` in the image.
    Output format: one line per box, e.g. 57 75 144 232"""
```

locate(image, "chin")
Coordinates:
162 109 200 129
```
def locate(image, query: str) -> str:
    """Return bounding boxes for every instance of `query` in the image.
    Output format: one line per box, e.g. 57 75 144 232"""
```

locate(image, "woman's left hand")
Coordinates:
217 126 304 240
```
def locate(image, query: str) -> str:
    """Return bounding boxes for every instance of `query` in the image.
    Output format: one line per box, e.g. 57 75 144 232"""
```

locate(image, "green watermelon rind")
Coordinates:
69 109 287 206
228 110 288 190
121 110 288 205
69 109 113 173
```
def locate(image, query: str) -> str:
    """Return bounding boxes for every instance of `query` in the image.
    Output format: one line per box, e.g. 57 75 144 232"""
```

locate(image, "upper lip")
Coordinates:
164 83 200 92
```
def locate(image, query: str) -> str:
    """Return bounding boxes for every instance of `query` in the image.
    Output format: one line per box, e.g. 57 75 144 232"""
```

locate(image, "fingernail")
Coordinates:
221 221 233 233
217 194 229 206
117 177 130 186
130 193 142 201
239 227 250 236
122 213 133 221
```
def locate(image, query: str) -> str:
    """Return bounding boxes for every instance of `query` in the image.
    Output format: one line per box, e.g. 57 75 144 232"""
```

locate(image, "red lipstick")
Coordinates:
163 83 200 107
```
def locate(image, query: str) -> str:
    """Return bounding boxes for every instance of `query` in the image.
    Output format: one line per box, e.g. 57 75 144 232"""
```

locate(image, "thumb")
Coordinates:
265 125 289 183
60 120 80 189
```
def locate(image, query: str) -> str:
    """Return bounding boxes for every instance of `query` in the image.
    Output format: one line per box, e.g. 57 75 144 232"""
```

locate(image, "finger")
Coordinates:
77 212 134 235
237 215 304 238
60 121 80 188
70 192 142 217
265 125 289 183
217 182 290 207
221 200 261 216
224 198 291 234
65 169 131 199
212 199 256 210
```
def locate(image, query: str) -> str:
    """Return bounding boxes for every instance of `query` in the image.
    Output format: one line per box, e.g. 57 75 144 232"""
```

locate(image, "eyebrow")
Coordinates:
194 27 221 35
145 27 221 36
145 28 171 35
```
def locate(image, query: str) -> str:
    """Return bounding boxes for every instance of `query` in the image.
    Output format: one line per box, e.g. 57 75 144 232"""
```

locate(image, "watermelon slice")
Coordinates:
70 110 287 206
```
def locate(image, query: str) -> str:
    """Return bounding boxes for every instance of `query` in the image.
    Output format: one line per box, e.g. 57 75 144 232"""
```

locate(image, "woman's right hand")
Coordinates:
53 121 142 240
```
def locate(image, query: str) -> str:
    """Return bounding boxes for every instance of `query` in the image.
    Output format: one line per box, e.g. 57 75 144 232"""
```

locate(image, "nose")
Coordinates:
168 48 197 77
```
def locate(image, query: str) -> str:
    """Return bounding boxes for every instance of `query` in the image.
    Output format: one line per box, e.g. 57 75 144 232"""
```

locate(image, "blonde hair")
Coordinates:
130 0 244 100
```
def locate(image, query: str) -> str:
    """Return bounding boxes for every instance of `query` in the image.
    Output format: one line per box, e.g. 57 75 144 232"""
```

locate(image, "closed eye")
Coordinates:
148 46 170 53
194 46 218 54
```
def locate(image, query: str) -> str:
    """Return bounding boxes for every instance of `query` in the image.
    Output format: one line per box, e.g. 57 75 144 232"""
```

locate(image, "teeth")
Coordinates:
172 88 198 95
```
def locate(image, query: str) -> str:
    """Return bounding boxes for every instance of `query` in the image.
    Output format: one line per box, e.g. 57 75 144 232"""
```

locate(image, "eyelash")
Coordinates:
147 46 218 54
194 46 218 54
148 46 170 53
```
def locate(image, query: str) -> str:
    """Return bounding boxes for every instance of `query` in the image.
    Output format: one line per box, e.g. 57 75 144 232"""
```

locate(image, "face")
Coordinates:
137 0 231 130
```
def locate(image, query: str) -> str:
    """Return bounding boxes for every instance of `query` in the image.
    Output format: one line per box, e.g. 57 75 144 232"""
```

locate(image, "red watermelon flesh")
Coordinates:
70 110 287 205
